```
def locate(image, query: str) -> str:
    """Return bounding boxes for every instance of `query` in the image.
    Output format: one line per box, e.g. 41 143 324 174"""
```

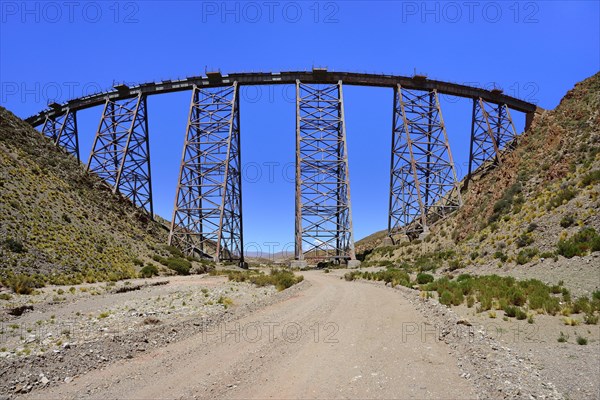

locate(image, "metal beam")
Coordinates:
388 86 462 241
169 83 243 263
295 80 355 261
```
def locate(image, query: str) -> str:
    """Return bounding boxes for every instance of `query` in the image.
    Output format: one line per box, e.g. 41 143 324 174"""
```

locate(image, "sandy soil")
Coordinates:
21 271 477 400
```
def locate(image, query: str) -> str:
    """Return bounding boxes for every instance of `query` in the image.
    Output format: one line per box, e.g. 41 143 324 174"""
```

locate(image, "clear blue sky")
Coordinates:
1 1 598 257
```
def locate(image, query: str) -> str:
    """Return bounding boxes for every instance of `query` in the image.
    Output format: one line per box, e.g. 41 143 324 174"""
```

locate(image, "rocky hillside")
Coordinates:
0 107 178 289
358 72 600 292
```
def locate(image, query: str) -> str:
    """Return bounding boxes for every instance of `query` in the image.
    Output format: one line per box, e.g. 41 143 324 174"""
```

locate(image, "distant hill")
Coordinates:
0 106 173 288
358 72 600 277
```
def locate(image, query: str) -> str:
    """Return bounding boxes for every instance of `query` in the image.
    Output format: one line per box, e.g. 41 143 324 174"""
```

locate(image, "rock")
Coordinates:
64 377 73 383
40 376 49 385
456 319 472 326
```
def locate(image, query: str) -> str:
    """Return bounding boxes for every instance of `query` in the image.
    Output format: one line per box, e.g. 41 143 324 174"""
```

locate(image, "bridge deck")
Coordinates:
25 70 539 127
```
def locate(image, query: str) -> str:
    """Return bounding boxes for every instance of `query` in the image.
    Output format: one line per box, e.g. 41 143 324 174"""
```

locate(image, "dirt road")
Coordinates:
28 271 477 399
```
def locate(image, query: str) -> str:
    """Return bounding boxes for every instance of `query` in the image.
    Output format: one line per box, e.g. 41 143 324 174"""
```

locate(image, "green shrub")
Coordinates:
132 258 144 267
557 332 568 343
416 273 434 284
516 233 534 248
227 269 303 291
489 183 522 223
165 245 184 258
580 170 600 186
439 290 453 306
140 264 159 278
3 238 26 253
584 313 599 325
576 336 588 345
493 251 508 262
448 259 464 271
526 223 538 233
344 271 360 281
515 308 527 320
166 258 191 275
4 274 39 294
557 227 600 258
560 214 575 228
516 248 539 265
504 305 518 318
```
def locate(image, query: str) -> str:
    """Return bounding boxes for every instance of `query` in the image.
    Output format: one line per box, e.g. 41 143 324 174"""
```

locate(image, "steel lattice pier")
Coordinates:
295 81 356 261
87 94 153 215
388 86 462 241
467 98 518 180
41 109 80 162
169 84 243 262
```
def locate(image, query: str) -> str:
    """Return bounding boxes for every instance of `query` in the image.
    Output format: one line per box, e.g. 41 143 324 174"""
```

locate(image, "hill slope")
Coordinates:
0 106 171 288
358 72 600 292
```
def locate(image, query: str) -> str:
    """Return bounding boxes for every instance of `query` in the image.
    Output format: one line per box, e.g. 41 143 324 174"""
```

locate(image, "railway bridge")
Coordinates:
25 69 539 266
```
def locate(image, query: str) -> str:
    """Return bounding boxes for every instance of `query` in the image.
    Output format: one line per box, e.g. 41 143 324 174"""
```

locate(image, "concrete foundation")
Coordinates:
347 260 362 269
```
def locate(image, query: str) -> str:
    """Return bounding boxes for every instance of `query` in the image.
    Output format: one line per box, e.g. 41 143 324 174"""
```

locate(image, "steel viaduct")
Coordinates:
25 69 540 266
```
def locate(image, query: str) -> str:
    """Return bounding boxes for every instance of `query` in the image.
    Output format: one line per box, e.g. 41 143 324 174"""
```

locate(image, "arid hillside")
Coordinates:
0 107 180 289
357 72 600 291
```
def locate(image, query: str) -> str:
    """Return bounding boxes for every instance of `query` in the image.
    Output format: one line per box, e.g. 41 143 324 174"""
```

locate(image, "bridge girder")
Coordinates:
388 86 462 241
169 83 243 263
295 80 356 261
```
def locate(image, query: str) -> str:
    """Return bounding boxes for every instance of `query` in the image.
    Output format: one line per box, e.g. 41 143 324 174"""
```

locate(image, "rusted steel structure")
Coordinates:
26 69 538 263
168 84 243 262
295 81 355 261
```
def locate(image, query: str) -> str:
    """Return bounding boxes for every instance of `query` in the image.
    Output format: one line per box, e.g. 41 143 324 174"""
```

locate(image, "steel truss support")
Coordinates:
295 81 355 261
41 109 80 162
87 94 153 215
388 86 462 241
169 84 243 263
467 98 518 179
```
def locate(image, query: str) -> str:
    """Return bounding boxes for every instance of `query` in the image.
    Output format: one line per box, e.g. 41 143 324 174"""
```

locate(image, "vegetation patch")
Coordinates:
546 187 578 210
344 267 411 288
139 264 159 278
221 269 304 291
557 227 600 258
423 274 600 318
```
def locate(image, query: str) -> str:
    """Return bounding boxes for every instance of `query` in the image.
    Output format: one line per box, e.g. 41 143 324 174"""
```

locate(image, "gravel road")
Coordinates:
25 271 477 399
